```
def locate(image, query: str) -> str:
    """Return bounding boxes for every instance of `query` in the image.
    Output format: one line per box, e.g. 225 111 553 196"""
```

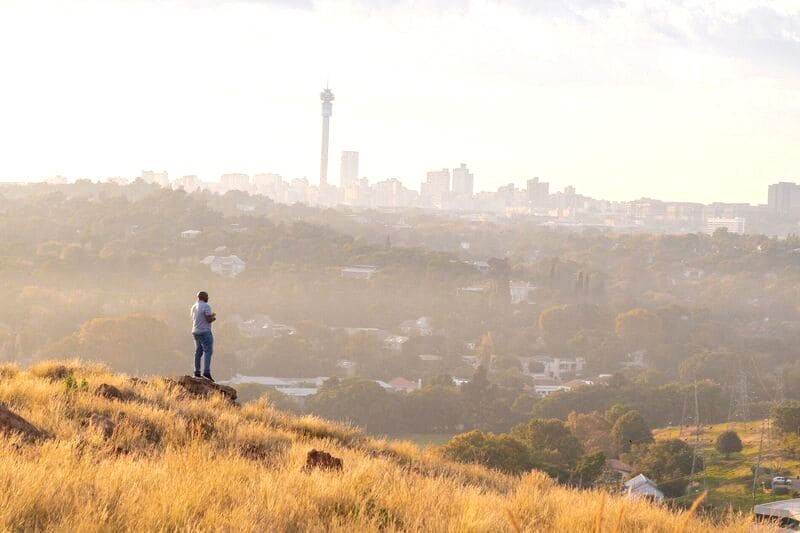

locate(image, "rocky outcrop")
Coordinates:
0 404 45 442
304 449 343 472
170 376 237 403
87 413 115 440
95 383 136 402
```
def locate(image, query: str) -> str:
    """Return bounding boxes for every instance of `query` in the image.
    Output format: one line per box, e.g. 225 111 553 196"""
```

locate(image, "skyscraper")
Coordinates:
340 151 359 188
768 182 800 217
422 169 450 197
451 163 474 197
319 86 334 187
526 177 550 205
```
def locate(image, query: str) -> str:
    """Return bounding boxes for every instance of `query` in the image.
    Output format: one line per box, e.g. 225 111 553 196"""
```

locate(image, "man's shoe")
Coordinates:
194 371 201 378
202 373 215 383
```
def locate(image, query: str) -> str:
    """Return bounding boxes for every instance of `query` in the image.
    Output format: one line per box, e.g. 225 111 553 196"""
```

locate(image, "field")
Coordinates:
0 360 763 531
654 420 799 511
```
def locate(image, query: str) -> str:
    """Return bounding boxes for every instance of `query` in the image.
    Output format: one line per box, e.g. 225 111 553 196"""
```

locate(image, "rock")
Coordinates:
87 413 115 439
95 383 136 402
304 449 343 472
41 364 70 381
0 404 45 442
171 376 237 403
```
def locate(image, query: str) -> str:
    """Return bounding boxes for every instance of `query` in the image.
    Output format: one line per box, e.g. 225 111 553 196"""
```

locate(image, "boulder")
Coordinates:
0 404 45 442
304 449 343 472
95 383 136 402
171 376 237 403
87 413 115 440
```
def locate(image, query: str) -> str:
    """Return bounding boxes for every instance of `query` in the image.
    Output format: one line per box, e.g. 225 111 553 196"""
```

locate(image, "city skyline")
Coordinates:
0 0 799 203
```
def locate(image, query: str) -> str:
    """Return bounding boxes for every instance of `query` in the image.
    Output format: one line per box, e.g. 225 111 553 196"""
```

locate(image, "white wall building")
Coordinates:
201 255 246 277
704 217 746 235
509 281 536 304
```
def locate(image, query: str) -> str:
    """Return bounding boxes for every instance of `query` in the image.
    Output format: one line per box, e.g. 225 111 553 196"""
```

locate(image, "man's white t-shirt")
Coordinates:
191 301 213 334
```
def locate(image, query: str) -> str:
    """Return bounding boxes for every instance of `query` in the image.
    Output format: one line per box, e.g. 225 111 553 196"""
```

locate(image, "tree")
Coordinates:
614 308 663 350
773 402 800 435
566 411 614 455
402 385 462 433
305 379 398 433
715 430 743 458
441 430 532 474
573 452 606 488
610 410 652 454
631 439 700 497
538 305 578 353
679 350 738 383
604 403 632 425
511 418 584 477
344 331 381 363
475 332 496 367
44 314 179 374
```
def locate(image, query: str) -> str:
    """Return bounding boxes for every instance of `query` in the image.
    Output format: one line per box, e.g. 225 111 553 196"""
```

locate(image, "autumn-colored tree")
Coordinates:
614 308 663 350
566 411 614 455
475 332 496 367
538 305 576 353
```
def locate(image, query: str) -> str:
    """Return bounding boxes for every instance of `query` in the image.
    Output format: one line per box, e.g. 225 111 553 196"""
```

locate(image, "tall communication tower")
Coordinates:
319 85 335 187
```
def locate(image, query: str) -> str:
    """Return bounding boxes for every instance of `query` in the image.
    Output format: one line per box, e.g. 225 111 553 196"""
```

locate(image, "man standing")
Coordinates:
191 291 216 381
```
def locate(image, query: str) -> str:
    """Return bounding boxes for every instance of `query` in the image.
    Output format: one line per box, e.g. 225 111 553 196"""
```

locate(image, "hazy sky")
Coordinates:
0 0 799 203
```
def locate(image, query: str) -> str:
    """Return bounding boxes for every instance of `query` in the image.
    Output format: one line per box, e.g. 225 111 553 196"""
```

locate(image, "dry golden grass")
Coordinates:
0 360 767 531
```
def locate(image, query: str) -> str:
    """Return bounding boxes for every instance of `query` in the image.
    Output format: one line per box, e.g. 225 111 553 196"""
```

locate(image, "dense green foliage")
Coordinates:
714 430 743 458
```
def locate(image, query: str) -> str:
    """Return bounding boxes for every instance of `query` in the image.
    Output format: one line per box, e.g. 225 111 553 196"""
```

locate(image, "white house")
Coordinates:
533 384 571 397
509 281 536 304
181 229 202 239
530 356 586 380
468 260 491 273
341 265 378 280
399 317 433 336
201 255 246 278
383 335 409 353
623 474 664 502
237 315 295 338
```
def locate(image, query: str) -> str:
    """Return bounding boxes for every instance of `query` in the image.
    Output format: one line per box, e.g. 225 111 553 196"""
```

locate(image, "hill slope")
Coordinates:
655 420 800 511
0 361 755 531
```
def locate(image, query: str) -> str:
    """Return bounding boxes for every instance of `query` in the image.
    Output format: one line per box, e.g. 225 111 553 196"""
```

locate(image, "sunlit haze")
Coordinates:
1 0 799 203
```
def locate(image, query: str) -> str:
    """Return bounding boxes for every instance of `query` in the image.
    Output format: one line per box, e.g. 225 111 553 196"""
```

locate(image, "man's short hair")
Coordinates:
197 291 209 301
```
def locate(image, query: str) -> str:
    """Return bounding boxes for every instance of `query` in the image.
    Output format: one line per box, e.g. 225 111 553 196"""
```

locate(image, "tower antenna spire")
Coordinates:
319 84 335 188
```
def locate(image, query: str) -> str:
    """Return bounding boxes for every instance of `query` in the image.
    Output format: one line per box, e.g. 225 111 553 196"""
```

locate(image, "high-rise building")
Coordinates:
340 151 359 188
141 170 169 187
173 175 200 192
421 169 450 197
768 182 800 217
319 86 335 187
220 173 250 191
526 177 550 205
451 163 474 197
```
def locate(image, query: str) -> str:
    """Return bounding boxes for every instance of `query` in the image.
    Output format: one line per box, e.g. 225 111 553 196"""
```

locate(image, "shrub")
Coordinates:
714 430 743 458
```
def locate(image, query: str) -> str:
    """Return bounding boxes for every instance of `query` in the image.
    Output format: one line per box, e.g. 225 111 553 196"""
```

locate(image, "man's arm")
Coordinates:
205 313 216 323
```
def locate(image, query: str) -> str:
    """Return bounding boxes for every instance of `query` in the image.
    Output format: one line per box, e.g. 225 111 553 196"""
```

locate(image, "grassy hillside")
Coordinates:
654 420 800 513
0 361 759 531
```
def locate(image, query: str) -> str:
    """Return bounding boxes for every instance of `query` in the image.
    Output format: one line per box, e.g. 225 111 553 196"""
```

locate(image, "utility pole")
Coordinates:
690 381 701 478
752 418 766 506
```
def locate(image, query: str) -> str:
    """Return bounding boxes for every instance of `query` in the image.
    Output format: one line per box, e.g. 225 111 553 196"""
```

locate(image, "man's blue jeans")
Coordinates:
193 331 213 374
